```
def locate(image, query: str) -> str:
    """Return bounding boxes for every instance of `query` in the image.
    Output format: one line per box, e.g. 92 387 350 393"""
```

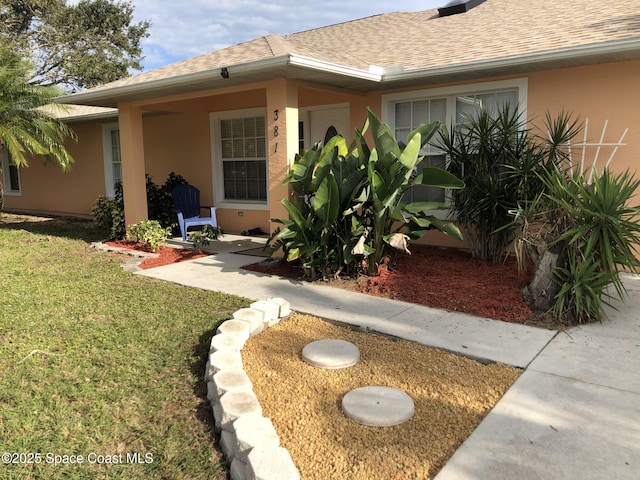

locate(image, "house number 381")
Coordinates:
273 109 279 153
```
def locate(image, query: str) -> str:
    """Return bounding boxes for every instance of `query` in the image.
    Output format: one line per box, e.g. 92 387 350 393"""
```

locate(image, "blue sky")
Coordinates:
127 1 446 71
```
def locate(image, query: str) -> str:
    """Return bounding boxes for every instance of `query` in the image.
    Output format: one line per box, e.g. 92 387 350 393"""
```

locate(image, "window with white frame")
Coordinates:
212 110 268 206
102 124 121 198
1 143 21 195
384 79 526 208
394 98 448 204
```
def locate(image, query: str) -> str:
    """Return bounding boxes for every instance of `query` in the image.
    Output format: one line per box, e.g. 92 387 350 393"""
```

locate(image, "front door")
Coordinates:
302 106 350 150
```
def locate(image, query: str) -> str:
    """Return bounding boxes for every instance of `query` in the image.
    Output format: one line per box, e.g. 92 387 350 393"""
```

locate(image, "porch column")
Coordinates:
266 79 299 233
117 102 148 227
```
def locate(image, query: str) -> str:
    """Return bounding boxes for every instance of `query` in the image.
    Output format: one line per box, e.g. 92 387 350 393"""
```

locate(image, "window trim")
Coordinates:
1 145 21 196
381 78 528 126
210 108 269 210
102 123 121 198
381 78 528 217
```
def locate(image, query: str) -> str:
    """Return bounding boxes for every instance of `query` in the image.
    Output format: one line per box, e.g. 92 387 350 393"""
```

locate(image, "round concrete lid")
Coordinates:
301 339 360 369
342 386 415 427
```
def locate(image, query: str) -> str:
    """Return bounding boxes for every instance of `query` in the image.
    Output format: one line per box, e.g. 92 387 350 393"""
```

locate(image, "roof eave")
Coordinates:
54 37 640 109
382 38 640 86
54 54 382 108
287 55 381 82
62 111 119 123
54 55 289 107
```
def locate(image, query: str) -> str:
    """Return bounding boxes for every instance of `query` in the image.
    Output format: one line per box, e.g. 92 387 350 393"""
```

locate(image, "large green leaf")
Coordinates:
367 108 401 159
281 198 308 230
277 228 301 241
314 174 340 225
404 201 451 213
321 134 349 158
286 247 302 261
430 218 463 240
408 121 440 149
338 167 367 205
284 148 320 189
415 167 465 189
408 215 463 240
398 131 421 169
370 169 389 204
353 122 371 160
388 205 406 223
311 146 337 190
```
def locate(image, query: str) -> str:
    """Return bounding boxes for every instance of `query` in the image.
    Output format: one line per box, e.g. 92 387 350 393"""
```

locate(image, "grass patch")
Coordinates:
0 215 248 479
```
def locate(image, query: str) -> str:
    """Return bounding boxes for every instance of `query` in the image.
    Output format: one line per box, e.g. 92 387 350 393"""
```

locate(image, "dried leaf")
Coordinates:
389 233 411 254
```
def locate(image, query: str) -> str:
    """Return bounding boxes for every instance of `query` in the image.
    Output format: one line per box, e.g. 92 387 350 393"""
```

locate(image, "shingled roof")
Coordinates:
59 0 640 107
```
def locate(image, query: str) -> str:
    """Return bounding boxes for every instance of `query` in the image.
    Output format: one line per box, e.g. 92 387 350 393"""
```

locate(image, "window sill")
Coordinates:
216 201 269 211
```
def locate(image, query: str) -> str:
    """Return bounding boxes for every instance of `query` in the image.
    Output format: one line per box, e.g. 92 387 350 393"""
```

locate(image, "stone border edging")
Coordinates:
90 240 160 259
90 241 158 272
204 298 301 480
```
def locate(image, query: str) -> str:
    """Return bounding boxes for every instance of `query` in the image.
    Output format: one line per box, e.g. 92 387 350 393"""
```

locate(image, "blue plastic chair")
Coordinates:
171 184 218 241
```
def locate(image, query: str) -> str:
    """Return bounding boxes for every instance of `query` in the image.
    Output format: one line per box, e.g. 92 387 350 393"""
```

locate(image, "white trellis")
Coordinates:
557 118 628 182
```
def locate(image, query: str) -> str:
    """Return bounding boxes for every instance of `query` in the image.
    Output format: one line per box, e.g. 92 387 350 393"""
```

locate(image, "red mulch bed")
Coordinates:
243 245 539 325
104 240 209 270
105 240 558 328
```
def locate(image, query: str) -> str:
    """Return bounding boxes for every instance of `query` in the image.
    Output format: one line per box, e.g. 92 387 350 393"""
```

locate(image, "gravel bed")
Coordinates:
241 314 521 479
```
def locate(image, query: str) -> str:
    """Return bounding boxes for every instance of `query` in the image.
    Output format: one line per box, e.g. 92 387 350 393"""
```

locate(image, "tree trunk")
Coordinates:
522 240 561 312
0 178 4 218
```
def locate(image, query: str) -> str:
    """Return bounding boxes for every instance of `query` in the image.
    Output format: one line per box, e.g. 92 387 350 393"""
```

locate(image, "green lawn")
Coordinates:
0 215 248 479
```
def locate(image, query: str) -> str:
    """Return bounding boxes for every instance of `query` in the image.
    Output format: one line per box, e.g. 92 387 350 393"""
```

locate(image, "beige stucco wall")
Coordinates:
3 122 106 218
138 89 271 233
527 60 639 176
375 60 640 249
143 112 213 203
6 60 638 242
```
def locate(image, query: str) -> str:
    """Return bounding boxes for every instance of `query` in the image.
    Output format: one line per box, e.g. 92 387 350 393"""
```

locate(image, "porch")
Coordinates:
166 232 269 257
96 79 370 237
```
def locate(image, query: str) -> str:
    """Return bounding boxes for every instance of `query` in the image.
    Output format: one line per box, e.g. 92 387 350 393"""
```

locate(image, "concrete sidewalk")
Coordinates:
136 250 640 479
435 276 640 480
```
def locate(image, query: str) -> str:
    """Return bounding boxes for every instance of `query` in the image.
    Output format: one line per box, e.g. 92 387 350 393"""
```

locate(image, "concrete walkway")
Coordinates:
136 242 640 479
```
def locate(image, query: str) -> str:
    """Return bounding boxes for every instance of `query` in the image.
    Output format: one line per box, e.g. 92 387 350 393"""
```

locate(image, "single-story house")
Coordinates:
4 0 640 248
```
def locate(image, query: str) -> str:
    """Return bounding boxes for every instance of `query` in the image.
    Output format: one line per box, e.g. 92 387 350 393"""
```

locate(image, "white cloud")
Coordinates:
128 0 446 70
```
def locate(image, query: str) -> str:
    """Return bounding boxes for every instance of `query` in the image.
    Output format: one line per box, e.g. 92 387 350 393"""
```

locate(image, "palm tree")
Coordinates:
0 49 76 213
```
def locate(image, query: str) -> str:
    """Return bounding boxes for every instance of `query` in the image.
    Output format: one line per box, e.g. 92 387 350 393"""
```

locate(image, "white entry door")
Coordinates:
303 106 350 149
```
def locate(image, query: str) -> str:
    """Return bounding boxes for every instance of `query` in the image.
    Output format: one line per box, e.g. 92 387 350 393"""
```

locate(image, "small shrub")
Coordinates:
127 219 171 252
91 195 116 231
91 173 187 240
552 249 616 323
91 181 125 239
110 182 126 239
147 172 188 234
188 225 223 249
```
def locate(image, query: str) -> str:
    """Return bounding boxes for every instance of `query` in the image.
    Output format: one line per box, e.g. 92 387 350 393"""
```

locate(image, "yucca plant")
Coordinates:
522 166 640 323
435 106 582 264
435 105 533 262
552 250 616 323
551 168 640 320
